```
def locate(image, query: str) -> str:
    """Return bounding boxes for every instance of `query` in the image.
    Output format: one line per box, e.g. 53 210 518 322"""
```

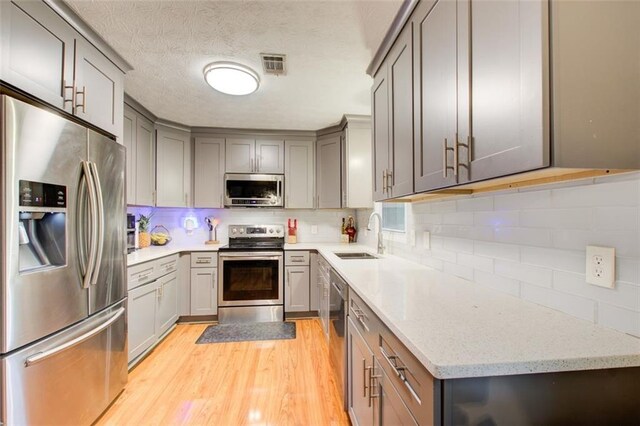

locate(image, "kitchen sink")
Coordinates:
333 252 378 260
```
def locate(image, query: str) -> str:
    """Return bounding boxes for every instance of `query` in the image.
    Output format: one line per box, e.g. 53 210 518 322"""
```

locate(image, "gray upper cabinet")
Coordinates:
135 115 155 206
225 138 254 173
0 0 75 113
341 120 374 209
123 107 136 204
284 140 315 208
372 69 390 202
413 0 459 192
462 0 549 183
194 137 225 208
225 138 284 173
123 104 155 206
74 37 125 141
0 0 125 140
256 139 285 173
372 24 414 200
316 135 342 209
156 127 191 207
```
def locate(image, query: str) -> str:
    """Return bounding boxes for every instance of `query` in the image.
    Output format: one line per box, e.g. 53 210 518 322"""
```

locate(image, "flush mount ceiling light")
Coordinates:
203 62 260 96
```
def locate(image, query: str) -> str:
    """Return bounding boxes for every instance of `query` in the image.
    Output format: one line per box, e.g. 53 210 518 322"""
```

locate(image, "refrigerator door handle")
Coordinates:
24 307 125 367
89 161 104 286
82 161 99 289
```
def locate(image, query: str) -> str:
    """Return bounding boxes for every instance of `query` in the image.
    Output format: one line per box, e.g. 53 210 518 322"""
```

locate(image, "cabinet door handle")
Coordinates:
382 170 388 194
184 193 188 206
287 270 291 286
257 155 261 172
368 363 381 407
363 359 369 397
386 170 393 192
443 138 455 178
75 86 86 113
63 80 75 108
456 135 472 174
250 158 254 172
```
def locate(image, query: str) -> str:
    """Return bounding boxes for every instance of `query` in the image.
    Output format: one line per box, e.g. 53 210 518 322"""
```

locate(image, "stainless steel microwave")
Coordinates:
224 174 284 207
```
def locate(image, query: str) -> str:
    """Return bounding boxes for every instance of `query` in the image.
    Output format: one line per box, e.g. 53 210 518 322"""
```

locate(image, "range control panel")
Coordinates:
19 180 66 208
228 224 284 238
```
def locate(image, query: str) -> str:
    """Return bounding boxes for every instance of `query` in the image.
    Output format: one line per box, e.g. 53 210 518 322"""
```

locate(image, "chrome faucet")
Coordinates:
367 212 385 255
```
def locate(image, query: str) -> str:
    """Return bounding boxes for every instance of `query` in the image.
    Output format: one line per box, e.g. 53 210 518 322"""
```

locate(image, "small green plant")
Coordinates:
138 212 153 233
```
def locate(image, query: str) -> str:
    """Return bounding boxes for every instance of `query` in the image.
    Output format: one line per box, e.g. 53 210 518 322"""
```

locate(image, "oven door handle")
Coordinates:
219 252 283 259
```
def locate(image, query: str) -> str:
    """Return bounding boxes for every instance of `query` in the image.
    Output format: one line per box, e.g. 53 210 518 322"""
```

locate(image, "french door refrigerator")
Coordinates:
0 95 127 425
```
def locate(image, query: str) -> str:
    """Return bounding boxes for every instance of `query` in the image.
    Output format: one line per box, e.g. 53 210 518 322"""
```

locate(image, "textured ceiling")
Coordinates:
66 0 403 130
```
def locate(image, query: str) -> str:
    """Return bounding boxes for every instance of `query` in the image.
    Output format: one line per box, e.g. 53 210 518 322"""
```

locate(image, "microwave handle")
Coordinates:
278 179 282 198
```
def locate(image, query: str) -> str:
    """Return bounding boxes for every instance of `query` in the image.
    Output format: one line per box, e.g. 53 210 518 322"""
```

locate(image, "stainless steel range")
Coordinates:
218 225 285 323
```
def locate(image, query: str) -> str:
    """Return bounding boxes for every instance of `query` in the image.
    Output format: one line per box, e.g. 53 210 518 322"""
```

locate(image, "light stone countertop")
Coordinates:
127 241 640 379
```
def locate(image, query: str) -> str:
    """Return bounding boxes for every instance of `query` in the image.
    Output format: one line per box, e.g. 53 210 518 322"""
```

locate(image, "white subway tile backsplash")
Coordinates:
458 253 494 273
617 258 640 285
494 190 552 210
597 303 640 337
474 210 519 227
443 262 474 281
475 270 520 297
594 207 639 232
456 196 494 212
551 180 639 208
552 270 640 311
474 241 520 261
495 227 552 247
362 174 640 337
520 209 593 230
443 237 474 254
442 211 474 226
521 283 596 322
495 259 553 287
520 247 584 274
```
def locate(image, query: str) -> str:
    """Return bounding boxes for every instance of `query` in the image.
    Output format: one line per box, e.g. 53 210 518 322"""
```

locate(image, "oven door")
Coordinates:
218 252 284 306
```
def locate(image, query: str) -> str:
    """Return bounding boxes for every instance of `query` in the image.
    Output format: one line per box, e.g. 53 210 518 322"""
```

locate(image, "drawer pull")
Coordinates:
380 346 421 404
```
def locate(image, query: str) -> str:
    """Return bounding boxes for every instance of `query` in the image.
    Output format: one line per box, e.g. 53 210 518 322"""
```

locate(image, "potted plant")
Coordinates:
138 212 153 248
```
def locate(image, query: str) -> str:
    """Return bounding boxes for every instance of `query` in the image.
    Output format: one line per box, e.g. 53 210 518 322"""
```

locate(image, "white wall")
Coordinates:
128 207 356 246
357 173 640 337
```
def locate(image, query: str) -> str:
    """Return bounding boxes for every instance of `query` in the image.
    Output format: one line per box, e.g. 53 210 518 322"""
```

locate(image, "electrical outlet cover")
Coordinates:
311 225 318 235
585 246 615 288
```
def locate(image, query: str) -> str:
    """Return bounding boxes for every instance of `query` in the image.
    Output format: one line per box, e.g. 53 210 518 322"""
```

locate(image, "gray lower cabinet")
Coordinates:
373 358 417 425
194 137 225 208
127 280 158 363
155 271 179 336
190 252 218 316
190 268 217 316
0 0 125 140
316 135 342 208
284 140 315 208
347 316 374 426
156 126 191 207
124 104 155 206
285 266 310 312
317 255 331 337
127 255 179 365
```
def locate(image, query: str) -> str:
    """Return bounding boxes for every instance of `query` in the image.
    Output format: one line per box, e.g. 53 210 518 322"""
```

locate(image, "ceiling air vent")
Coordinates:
260 53 286 76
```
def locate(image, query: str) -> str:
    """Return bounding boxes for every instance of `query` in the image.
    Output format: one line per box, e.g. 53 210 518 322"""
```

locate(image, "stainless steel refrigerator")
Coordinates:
0 95 127 425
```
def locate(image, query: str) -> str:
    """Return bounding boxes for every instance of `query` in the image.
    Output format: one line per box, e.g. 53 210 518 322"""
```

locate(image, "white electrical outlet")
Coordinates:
311 225 318 235
585 246 615 288
423 231 431 249
409 230 416 247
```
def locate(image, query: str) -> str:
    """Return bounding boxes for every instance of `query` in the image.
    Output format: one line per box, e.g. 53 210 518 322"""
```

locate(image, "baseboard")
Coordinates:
178 315 218 324
285 311 319 319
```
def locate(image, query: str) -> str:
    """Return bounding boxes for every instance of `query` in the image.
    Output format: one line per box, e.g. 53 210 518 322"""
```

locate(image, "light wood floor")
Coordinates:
96 319 350 426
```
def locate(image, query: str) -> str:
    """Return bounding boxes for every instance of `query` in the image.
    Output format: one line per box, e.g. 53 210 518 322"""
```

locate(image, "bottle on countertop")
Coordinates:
340 217 349 243
346 215 357 243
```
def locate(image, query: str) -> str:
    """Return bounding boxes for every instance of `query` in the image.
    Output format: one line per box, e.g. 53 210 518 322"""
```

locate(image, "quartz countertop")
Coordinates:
127 241 640 379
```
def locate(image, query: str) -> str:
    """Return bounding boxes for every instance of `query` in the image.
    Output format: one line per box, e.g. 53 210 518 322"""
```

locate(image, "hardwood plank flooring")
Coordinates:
96 319 350 426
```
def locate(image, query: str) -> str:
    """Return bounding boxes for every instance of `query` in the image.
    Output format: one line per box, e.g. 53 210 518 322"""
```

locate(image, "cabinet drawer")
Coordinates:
127 262 157 291
157 254 179 276
191 252 218 268
285 251 310 266
348 290 379 351
377 322 436 426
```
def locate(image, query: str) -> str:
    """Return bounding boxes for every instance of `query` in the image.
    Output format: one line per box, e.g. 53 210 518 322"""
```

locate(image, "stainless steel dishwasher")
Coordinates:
329 269 348 409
